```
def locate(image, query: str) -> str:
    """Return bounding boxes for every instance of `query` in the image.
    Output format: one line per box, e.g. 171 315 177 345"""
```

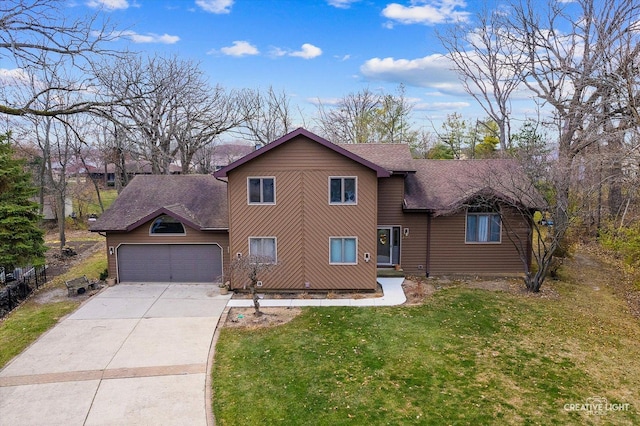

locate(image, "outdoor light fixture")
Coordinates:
404 228 410 237
364 252 371 262
109 246 114 255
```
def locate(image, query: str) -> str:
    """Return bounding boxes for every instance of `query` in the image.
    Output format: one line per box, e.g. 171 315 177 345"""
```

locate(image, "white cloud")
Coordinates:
269 47 288 57
219 41 259 57
290 43 322 59
307 97 342 106
270 44 323 59
196 0 233 14
86 0 129 10
413 101 470 111
105 30 180 44
360 54 466 94
327 0 360 9
0 68 30 86
382 0 470 26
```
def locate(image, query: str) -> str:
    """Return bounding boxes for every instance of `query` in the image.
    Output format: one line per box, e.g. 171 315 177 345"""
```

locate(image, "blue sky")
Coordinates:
71 0 533 131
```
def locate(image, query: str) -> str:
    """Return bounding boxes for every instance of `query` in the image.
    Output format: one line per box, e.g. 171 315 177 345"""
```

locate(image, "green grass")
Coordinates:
212 262 640 424
0 249 106 368
48 250 107 290
0 300 79 368
75 188 118 217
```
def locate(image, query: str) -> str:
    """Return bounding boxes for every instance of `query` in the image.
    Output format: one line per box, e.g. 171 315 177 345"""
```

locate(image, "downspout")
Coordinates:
214 174 231 288
426 214 432 277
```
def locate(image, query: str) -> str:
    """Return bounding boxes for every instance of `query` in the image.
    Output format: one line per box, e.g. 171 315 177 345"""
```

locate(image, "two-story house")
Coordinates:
91 128 541 291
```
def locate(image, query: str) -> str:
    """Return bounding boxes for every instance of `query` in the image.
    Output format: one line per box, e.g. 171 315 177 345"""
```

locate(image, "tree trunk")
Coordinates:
80 154 104 213
250 279 262 316
57 192 66 251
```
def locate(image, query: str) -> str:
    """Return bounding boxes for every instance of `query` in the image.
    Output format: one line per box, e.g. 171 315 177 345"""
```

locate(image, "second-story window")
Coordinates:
248 177 275 204
329 177 357 204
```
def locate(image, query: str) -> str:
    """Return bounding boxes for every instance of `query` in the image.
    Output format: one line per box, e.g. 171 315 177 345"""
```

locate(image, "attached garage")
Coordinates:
117 244 223 283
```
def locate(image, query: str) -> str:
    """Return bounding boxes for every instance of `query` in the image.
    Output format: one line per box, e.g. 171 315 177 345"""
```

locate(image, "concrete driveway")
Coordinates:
0 283 230 426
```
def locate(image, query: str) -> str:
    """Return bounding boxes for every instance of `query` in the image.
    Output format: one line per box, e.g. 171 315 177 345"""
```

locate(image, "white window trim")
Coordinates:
328 176 358 205
329 236 358 265
248 236 278 263
149 215 186 236
247 176 276 205
464 211 502 244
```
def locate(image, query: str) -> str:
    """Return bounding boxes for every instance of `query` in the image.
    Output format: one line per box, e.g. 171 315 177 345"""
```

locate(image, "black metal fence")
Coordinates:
0 266 48 318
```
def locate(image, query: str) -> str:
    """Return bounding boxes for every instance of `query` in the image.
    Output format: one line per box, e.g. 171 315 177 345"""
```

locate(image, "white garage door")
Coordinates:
117 244 222 283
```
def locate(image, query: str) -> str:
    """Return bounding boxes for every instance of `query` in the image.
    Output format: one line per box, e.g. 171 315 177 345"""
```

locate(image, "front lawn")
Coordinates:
0 248 106 369
212 254 640 425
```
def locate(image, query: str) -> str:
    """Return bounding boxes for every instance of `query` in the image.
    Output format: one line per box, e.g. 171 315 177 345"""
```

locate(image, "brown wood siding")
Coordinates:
378 176 405 224
377 176 429 275
104 219 229 281
429 206 529 275
227 136 378 290
398 212 429 275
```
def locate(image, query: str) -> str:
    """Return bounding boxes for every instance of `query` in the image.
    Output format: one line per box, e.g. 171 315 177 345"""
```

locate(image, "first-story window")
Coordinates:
466 210 501 243
248 177 275 204
249 237 277 263
330 237 357 264
329 177 357 204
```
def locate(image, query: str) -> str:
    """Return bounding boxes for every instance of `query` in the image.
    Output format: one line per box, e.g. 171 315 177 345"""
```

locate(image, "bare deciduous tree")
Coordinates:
238 86 294 145
0 0 123 117
457 161 552 292
225 255 276 316
316 86 417 144
97 54 247 174
316 88 380 144
439 9 521 152
506 0 640 232
439 0 640 287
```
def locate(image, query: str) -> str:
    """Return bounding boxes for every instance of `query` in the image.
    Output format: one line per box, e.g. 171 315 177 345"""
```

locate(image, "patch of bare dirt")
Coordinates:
223 307 302 329
402 279 436 305
35 230 105 304
230 285 384 300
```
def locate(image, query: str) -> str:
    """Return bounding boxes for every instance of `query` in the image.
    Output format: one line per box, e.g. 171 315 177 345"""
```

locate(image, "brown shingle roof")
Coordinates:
405 159 545 215
90 174 228 231
341 143 416 173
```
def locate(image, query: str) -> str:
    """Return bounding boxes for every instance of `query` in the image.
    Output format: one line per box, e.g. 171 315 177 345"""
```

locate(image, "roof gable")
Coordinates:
213 128 391 178
124 205 201 232
404 159 545 214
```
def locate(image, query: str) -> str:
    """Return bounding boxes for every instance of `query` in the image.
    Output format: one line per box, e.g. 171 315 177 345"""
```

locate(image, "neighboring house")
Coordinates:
91 128 541 290
86 161 182 186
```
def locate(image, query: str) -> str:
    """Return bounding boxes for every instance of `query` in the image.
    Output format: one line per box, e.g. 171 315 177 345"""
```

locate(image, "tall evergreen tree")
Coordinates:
0 133 46 272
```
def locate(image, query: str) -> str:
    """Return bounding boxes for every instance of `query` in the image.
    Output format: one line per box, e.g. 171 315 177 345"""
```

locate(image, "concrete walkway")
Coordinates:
227 277 406 307
0 283 231 426
0 278 405 425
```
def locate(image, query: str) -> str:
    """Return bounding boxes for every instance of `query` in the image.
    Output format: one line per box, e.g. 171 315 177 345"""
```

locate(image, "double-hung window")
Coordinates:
329 237 357 264
329 177 357 204
466 209 501 243
248 177 275 204
249 237 277 263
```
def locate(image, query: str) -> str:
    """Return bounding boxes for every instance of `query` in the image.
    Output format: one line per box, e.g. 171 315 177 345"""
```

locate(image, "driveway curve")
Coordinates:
0 283 230 426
